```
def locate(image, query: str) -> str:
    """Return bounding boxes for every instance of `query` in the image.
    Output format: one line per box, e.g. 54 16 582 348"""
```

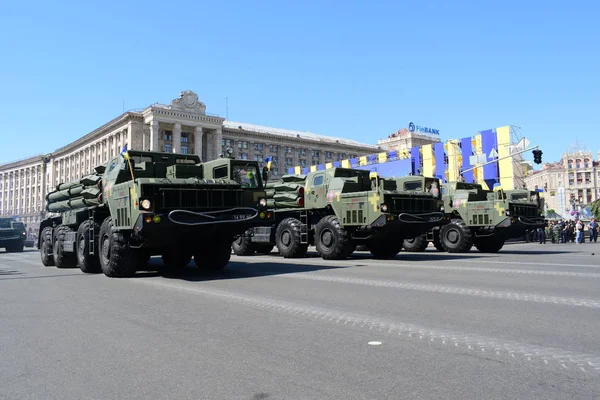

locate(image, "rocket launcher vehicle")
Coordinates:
45 173 103 213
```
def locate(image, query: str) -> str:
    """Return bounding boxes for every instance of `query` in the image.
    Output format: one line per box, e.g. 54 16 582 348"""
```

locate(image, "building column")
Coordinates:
149 120 160 151
173 123 181 153
194 126 204 161
213 127 223 160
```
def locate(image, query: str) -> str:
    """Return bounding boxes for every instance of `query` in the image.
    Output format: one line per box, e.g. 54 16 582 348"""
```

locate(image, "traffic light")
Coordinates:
532 149 543 164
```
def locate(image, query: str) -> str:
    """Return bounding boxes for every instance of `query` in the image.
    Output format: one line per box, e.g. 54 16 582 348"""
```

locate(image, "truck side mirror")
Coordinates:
262 167 269 183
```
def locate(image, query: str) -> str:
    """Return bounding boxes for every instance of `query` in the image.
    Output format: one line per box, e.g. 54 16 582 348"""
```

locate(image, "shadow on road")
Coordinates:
0 268 24 277
133 256 349 282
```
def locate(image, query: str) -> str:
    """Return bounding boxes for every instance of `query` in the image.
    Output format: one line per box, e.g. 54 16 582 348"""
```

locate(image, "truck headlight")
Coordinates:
259 198 267 207
380 204 388 212
141 199 152 210
505 210 510 216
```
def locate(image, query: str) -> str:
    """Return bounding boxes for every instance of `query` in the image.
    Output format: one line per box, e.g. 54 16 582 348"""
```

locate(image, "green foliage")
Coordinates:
591 199 600 220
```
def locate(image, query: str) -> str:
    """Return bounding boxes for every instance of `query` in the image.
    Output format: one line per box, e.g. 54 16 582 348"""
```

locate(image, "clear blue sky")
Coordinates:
0 0 598 165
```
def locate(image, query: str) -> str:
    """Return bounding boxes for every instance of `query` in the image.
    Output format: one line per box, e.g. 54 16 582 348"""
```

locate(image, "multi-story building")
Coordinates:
524 150 600 215
0 90 377 231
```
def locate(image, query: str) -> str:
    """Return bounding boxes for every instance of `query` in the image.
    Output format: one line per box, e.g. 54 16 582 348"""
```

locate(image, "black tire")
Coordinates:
194 241 231 271
255 244 274 255
368 238 403 259
162 248 192 269
76 220 101 273
232 232 256 256
275 218 308 258
440 219 473 253
98 217 137 277
5 240 24 253
40 227 55 266
314 215 354 260
403 235 429 252
432 229 444 252
474 236 505 253
53 225 77 268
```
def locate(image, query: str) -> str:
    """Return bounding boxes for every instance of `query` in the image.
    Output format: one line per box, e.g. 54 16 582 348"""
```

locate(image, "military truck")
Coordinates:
38 150 271 277
399 179 545 253
231 167 445 260
0 217 26 252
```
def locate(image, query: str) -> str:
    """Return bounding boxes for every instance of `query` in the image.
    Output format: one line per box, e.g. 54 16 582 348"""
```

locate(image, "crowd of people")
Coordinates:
528 218 599 244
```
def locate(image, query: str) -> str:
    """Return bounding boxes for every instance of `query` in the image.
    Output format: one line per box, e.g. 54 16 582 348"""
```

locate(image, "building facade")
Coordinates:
0 90 378 231
524 150 600 215
377 127 441 152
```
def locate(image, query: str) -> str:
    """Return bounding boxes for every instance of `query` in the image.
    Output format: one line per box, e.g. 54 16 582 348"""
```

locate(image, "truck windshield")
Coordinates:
12 222 25 230
232 165 260 188
0 219 11 228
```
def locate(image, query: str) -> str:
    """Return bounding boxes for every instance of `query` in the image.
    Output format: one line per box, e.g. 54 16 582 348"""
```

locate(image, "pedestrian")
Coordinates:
575 219 584 244
589 218 598 243
537 226 546 244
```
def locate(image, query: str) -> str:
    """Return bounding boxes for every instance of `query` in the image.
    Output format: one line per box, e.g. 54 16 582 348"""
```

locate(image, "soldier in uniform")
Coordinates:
552 221 562 244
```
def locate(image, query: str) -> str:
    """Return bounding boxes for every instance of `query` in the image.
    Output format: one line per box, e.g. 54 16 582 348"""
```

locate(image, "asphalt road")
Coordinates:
1 241 599 400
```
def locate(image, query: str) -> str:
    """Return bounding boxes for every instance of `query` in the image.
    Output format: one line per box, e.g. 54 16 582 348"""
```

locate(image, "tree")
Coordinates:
591 199 600 220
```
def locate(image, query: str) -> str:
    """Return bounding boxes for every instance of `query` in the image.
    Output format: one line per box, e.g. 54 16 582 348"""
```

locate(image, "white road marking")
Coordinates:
444 258 600 269
368 341 382 346
128 278 600 375
283 273 600 309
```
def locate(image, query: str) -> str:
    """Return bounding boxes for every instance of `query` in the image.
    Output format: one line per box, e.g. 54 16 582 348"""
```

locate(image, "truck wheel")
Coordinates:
5 240 24 253
76 221 101 273
403 235 429 252
440 219 473 253
474 236 505 253
255 244 274 255
40 227 55 266
53 225 77 268
162 249 192 269
275 218 308 258
368 238 403 259
232 232 256 256
194 242 231 271
432 230 445 252
315 215 354 260
98 217 136 277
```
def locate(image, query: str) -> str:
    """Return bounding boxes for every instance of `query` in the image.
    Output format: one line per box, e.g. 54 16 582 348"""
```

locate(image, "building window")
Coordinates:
181 133 189 143
299 159 307 167
164 144 172 153
312 150 320 158
238 141 248 149
284 158 294 167
164 131 173 141
222 139 234 148
254 143 264 151
253 154 262 162
239 153 248 160
272 156 279 164
296 149 306 157
284 147 294 155
269 145 279 153
271 167 279 176
181 146 189 154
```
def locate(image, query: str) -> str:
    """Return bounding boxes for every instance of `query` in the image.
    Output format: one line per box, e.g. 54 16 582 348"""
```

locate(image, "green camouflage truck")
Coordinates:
38 150 271 277
231 167 445 260
399 178 545 253
0 217 27 253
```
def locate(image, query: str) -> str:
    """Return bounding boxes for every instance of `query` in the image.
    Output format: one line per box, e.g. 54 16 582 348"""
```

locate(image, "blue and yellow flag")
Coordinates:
120 144 130 160
264 156 273 170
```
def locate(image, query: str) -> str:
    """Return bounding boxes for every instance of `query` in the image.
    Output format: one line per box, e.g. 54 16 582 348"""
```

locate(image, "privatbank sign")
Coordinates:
408 122 440 135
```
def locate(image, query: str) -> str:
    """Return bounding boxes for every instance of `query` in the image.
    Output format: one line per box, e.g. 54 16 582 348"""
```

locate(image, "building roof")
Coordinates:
223 120 380 150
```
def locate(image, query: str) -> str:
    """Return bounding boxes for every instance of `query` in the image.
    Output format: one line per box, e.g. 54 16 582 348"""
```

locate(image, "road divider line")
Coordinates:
281 273 600 309
129 278 600 375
